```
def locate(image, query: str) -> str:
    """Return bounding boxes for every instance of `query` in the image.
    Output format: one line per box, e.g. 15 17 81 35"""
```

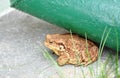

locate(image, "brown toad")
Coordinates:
44 33 98 66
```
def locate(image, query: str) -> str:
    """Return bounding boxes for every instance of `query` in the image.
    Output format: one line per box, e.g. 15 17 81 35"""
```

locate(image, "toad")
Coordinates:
44 33 98 66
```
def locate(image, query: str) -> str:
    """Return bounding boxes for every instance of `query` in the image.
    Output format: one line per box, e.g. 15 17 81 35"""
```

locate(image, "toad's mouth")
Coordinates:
44 41 60 55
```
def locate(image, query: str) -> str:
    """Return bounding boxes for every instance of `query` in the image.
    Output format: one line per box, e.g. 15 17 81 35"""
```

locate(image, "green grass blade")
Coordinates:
98 26 107 54
97 26 111 77
99 28 111 58
70 30 82 65
85 33 92 64
115 28 119 78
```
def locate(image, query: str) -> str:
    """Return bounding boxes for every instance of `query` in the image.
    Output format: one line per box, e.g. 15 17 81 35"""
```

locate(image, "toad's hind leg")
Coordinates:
57 53 69 66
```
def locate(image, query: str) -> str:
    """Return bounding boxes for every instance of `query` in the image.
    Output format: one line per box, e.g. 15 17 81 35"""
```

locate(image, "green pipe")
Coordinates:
10 0 120 51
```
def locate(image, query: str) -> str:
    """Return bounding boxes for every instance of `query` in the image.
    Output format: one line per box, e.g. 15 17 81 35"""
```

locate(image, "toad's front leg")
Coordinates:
57 53 69 66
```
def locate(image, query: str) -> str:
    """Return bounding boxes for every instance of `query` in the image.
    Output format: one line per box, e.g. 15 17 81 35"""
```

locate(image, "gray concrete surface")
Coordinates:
0 8 119 78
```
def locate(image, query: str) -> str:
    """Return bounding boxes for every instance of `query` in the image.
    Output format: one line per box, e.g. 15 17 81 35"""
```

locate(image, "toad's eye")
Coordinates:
49 41 53 44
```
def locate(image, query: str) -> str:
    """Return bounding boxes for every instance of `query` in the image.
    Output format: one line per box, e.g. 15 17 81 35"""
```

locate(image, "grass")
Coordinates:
115 28 119 78
40 27 119 78
40 44 66 78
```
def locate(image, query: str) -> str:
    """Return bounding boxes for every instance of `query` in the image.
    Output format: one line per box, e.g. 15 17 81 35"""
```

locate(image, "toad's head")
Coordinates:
44 34 65 55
